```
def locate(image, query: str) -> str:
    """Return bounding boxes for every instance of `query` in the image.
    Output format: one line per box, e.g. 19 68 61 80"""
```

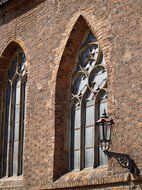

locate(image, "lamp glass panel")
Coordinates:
99 123 103 141
106 123 111 141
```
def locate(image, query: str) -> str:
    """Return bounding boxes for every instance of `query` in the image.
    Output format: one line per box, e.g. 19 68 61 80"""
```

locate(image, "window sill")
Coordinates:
0 175 24 188
50 167 131 189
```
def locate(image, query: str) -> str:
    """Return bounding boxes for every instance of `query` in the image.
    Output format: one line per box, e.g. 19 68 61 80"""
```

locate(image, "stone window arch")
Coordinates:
54 16 109 179
0 43 27 178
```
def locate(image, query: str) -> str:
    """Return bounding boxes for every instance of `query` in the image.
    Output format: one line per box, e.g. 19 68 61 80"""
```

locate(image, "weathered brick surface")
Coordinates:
0 0 142 189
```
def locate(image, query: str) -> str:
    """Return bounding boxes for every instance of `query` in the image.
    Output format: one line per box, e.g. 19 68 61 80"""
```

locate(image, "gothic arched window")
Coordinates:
70 31 108 170
0 49 27 177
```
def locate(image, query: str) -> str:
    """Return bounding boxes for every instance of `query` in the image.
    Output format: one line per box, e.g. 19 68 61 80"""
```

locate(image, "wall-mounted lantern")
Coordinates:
96 110 140 175
96 109 114 151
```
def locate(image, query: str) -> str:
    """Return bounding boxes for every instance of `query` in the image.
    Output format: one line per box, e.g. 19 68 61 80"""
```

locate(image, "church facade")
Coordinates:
0 0 142 189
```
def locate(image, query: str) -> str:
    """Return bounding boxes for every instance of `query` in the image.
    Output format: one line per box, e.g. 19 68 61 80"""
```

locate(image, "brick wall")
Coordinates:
0 0 141 189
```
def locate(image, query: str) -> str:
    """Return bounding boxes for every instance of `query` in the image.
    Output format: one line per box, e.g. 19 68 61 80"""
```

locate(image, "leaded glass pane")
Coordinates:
12 160 17 176
91 66 107 91
21 81 27 130
2 84 11 177
14 123 19 141
74 108 80 129
71 102 81 129
18 52 26 72
8 57 17 80
81 48 90 67
85 127 93 147
100 102 107 117
12 78 21 176
81 44 99 70
15 105 20 123
86 102 94 126
74 130 80 149
85 148 94 168
16 87 20 105
13 141 18 160
74 151 80 170
72 74 87 95
99 91 108 117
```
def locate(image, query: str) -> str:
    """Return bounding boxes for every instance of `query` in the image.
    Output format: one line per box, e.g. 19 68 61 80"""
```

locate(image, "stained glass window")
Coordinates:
0 49 27 178
70 30 108 170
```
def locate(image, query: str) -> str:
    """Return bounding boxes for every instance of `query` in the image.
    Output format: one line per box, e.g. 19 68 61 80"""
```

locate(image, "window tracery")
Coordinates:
70 31 108 170
1 49 27 177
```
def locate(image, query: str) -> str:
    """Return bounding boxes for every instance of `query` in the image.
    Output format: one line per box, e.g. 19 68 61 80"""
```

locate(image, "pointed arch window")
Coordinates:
70 31 108 170
0 49 27 177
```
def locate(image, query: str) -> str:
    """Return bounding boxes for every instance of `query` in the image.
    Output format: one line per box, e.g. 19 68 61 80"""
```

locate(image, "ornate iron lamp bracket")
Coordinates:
104 150 140 175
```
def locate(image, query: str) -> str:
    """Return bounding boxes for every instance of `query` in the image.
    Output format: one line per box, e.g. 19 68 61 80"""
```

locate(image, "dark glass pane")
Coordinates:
71 103 80 129
13 160 17 176
5 83 11 126
81 42 99 70
74 129 80 149
2 84 11 177
84 32 96 45
16 87 20 105
86 101 94 126
18 52 26 72
14 122 19 142
72 74 87 95
14 79 20 123
8 57 17 79
85 127 93 147
13 140 18 176
100 102 107 117
91 67 107 91
2 161 7 177
74 151 80 170
6 84 11 107
15 105 20 123
13 141 18 160
85 148 94 168
21 82 26 125
99 91 108 117
74 107 80 129
81 48 90 68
